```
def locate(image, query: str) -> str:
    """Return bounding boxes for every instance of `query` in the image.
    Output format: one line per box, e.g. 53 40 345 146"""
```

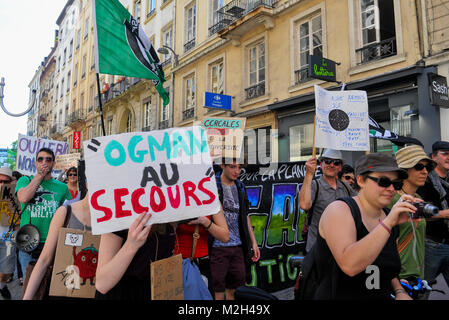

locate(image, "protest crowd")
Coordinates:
0 135 447 301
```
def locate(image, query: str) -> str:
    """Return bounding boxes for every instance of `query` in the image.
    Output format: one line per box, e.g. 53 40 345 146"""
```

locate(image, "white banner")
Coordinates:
83 126 221 235
314 85 369 151
16 134 69 178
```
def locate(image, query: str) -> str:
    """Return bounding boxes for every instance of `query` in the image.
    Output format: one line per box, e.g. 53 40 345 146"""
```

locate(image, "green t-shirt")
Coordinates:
15 176 72 243
388 193 426 280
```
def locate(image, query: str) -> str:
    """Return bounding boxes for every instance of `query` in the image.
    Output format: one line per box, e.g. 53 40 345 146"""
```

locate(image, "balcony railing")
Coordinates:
182 108 195 121
142 125 152 132
69 109 85 125
159 120 169 129
294 66 312 85
245 81 265 100
184 38 196 52
50 124 58 134
161 58 172 68
209 0 279 36
355 37 397 65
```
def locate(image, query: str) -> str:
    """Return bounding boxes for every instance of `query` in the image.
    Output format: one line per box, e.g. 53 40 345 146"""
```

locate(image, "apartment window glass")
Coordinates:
161 87 170 121
80 92 85 112
60 79 64 98
69 40 73 57
74 64 78 85
184 75 195 111
126 113 132 133
296 14 322 83
76 30 81 48
249 42 265 87
185 4 196 45
210 60 224 94
82 55 87 77
149 0 156 13
143 99 152 128
107 118 113 135
162 26 173 61
67 72 71 91
211 0 224 25
84 18 89 39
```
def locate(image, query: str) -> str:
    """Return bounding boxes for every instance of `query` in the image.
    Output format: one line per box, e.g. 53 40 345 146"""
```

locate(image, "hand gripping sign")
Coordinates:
83 126 221 235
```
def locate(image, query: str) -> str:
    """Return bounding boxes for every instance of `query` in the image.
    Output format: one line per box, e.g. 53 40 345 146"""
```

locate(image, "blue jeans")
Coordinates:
18 251 36 279
424 238 449 289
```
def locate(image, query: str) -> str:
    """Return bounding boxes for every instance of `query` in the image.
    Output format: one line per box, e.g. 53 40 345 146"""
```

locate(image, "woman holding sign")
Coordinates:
22 178 91 300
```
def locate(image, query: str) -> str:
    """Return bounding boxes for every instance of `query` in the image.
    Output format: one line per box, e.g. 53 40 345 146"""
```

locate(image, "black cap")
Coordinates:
432 141 449 153
355 153 408 180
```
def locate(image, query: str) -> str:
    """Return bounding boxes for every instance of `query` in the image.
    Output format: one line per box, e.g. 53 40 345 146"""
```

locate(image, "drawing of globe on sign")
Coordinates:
328 109 350 131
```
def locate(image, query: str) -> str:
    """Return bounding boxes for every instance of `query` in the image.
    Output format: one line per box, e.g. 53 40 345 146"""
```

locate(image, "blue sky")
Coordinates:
0 0 66 148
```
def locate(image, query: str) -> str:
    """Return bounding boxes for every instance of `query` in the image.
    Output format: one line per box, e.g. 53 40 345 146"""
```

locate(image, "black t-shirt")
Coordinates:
417 178 449 240
95 224 176 300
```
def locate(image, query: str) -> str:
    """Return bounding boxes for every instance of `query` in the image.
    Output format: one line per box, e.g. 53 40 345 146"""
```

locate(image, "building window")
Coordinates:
143 99 152 129
246 42 265 99
390 105 411 137
211 0 224 26
147 0 156 18
289 123 314 161
89 85 95 111
63 48 67 66
76 30 81 49
126 113 132 133
80 92 85 112
243 127 272 165
210 59 224 94
107 118 113 135
84 18 89 40
82 55 87 78
134 0 141 22
74 64 78 86
183 74 195 120
184 3 196 52
69 40 73 58
60 80 64 98
295 14 322 84
355 0 396 64
67 72 71 92
161 26 173 63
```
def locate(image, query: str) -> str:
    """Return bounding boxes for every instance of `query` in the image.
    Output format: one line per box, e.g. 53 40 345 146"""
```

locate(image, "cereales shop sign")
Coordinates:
429 73 449 108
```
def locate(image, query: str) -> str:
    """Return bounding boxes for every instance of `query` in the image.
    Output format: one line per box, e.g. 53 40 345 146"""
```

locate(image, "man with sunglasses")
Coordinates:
15 148 72 278
299 149 356 253
416 141 449 297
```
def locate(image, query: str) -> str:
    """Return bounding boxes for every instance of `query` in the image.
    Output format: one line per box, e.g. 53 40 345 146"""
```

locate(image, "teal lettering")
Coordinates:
104 140 126 167
147 132 172 161
171 131 191 158
128 135 148 163
187 129 208 154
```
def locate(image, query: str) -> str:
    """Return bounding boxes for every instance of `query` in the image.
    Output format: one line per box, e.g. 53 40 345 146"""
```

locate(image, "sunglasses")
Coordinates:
37 156 53 163
366 175 403 190
68 173 77 177
0 180 11 184
343 175 354 181
413 163 434 172
322 158 343 166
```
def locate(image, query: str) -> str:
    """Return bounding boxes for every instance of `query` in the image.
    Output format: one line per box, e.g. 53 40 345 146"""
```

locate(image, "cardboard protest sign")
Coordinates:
202 117 246 159
49 228 100 298
0 182 20 226
54 153 81 170
16 134 69 178
151 254 183 300
314 85 369 151
83 126 221 235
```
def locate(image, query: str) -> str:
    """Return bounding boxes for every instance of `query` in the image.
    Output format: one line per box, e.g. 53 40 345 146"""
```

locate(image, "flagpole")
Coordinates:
96 73 106 136
312 115 317 158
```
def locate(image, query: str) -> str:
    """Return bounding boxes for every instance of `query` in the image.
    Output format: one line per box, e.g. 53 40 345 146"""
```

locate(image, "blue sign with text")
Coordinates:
204 92 232 111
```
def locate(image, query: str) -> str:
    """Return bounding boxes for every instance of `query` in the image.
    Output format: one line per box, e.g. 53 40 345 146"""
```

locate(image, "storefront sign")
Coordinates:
429 74 449 108
73 131 81 149
203 92 232 111
308 55 337 82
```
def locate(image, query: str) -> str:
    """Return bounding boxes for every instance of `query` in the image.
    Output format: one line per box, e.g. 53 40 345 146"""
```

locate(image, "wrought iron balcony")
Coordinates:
142 125 152 132
184 38 196 52
159 120 169 129
209 0 279 36
69 109 85 125
161 57 172 68
245 81 265 100
356 37 397 65
294 67 312 85
182 108 195 121
50 124 58 134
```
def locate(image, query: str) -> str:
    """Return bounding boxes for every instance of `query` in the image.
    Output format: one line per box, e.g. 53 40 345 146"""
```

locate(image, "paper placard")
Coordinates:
49 227 100 299
151 254 183 300
83 127 221 235
0 182 20 226
314 85 369 151
202 117 246 159
54 153 81 170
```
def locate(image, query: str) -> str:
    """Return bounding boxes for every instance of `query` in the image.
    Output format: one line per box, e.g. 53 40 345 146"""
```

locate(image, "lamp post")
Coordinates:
157 46 178 129
0 77 36 117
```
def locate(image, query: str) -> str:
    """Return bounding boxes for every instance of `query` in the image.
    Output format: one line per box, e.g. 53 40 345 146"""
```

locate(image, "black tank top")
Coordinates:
314 197 401 300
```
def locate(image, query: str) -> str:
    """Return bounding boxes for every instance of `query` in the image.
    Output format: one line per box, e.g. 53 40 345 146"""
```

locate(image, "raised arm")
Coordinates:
299 157 317 211
95 213 152 294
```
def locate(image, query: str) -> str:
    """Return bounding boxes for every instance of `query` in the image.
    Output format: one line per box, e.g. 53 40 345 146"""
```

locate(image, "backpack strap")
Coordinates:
336 197 363 233
63 205 72 228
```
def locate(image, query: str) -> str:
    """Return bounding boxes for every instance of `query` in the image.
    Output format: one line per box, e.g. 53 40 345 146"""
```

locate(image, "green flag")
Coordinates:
92 0 169 105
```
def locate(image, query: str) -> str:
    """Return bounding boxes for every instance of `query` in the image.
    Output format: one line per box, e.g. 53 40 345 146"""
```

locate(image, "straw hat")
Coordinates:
394 145 437 169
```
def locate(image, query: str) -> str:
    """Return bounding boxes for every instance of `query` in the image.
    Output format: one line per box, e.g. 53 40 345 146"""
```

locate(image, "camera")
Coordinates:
410 202 439 219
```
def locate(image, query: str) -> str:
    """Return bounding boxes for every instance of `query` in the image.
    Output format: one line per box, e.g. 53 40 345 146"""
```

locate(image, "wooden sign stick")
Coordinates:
312 115 317 158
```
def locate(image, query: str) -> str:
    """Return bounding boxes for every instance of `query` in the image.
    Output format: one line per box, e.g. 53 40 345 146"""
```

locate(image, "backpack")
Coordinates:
295 197 362 300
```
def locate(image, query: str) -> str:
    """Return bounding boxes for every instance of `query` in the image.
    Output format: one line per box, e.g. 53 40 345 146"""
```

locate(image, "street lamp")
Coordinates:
157 45 179 67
